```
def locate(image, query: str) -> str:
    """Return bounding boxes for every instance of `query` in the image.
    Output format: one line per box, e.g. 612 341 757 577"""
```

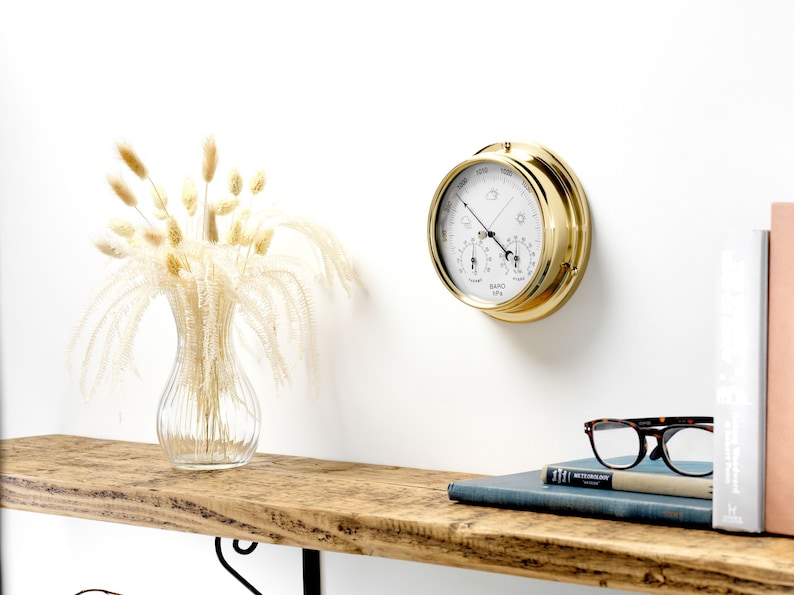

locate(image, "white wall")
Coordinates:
1 1 791 593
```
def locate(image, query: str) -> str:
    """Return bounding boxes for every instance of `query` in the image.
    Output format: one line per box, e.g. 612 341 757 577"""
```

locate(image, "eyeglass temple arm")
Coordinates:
624 416 713 426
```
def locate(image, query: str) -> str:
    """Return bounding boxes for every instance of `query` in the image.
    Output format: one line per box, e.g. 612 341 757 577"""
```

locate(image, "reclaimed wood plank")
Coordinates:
2 435 793 594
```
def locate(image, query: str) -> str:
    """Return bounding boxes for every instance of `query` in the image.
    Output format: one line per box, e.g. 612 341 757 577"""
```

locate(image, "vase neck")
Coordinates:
166 281 237 354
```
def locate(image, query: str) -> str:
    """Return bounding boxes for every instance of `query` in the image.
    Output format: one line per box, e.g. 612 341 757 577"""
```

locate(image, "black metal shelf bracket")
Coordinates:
215 537 321 595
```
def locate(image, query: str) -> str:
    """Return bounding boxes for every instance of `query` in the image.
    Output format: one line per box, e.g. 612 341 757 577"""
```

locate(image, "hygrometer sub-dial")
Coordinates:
500 236 537 279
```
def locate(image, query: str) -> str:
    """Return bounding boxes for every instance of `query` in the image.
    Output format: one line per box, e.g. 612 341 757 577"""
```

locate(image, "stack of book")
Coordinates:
448 456 713 528
449 203 794 535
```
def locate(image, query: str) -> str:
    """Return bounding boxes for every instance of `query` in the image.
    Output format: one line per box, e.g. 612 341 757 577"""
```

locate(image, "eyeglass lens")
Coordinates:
591 421 713 474
591 421 642 468
662 425 713 474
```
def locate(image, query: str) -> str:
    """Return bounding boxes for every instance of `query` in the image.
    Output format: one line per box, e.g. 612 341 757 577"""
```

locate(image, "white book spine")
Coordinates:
713 230 768 532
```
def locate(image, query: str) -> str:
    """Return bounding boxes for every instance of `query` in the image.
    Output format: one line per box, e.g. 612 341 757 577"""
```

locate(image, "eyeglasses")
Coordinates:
584 417 714 477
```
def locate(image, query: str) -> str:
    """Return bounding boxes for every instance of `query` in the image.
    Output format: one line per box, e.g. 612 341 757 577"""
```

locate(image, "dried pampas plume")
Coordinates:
107 218 135 239
95 238 127 259
107 174 154 226
205 204 219 243
181 178 198 216
142 227 165 246
227 217 243 245
214 197 240 216
249 170 266 195
165 251 183 276
116 143 147 180
253 229 274 255
107 174 138 207
202 137 218 183
228 168 243 197
166 217 183 247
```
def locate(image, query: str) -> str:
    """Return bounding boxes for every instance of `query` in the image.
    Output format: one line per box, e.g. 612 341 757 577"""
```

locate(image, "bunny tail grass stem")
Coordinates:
135 206 153 227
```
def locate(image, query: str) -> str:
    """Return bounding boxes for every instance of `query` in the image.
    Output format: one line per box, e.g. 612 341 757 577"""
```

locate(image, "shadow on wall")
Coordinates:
492 224 608 366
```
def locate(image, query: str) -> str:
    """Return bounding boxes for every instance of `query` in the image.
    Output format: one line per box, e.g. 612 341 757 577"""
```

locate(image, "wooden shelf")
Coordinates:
2 435 793 594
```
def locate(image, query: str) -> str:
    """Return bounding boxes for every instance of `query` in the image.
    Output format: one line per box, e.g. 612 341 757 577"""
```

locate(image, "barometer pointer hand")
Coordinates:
483 228 512 262
459 197 512 259
486 197 517 262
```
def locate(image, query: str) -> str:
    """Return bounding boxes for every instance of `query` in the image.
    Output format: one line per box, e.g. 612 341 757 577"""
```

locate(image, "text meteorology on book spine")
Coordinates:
541 463 712 500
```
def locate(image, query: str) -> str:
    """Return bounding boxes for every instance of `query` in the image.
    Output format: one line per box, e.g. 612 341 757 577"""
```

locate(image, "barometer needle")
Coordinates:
457 196 511 259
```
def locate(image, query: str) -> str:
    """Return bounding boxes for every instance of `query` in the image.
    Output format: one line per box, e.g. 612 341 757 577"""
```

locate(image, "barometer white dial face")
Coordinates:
434 162 543 304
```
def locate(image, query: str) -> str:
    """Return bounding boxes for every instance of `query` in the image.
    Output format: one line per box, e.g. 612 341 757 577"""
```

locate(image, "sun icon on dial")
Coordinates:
515 211 527 225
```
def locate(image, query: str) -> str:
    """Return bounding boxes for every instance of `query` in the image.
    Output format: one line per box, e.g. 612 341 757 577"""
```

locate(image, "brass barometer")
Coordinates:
427 142 591 322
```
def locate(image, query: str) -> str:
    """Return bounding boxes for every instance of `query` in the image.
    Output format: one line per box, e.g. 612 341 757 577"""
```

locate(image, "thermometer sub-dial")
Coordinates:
457 239 490 278
500 236 537 279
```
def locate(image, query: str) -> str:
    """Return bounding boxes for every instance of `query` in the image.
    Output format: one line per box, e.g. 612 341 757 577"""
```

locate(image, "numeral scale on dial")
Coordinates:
438 164 544 303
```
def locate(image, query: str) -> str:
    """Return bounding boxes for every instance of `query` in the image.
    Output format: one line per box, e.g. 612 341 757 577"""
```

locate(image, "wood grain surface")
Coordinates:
2 435 793 594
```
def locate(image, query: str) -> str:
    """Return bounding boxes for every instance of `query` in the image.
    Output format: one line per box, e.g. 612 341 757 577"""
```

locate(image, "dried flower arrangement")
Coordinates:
70 138 358 405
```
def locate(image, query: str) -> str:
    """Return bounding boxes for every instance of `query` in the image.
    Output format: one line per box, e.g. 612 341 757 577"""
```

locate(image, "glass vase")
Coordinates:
157 281 261 470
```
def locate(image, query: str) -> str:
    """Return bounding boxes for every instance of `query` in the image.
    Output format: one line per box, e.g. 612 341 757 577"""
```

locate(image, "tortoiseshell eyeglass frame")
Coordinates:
583 416 714 477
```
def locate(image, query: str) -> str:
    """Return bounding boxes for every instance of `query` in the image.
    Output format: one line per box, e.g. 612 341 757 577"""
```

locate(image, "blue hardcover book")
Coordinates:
448 466 713 528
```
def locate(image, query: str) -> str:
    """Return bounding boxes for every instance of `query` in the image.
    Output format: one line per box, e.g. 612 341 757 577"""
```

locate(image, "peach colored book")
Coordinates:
766 203 794 536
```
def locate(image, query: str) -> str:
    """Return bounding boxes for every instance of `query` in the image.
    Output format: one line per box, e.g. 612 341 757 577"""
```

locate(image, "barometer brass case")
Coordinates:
427 142 590 322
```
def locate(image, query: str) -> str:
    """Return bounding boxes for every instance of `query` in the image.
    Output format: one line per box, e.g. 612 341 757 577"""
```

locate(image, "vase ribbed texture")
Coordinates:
157 277 260 469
